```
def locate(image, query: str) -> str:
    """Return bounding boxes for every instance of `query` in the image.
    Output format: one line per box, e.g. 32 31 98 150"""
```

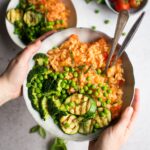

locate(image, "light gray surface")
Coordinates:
0 0 150 150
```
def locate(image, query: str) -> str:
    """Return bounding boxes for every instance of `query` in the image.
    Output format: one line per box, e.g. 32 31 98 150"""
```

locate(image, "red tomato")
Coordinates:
115 0 130 12
129 0 142 8
103 52 108 61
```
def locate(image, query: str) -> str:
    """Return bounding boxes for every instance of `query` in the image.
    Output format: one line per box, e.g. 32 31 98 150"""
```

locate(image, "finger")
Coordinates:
18 40 41 63
127 88 140 130
113 106 133 133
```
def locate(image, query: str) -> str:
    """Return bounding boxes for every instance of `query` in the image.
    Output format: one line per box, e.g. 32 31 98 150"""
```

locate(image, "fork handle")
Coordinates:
105 10 129 73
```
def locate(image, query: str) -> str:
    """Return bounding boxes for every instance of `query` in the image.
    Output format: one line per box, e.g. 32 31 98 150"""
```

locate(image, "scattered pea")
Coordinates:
39 76 44 80
58 73 64 79
87 83 92 87
53 74 57 80
103 108 109 114
62 90 66 94
38 83 42 88
104 19 110 24
95 123 100 129
101 102 106 107
95 9 100 14
65 85 70 90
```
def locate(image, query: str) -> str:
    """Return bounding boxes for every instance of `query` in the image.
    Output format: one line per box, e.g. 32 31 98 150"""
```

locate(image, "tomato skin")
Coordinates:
129 0 142 8
114 0 130 12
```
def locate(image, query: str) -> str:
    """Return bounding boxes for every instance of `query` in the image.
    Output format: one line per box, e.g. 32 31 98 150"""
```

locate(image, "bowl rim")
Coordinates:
5 0 77 49
23 27 135 141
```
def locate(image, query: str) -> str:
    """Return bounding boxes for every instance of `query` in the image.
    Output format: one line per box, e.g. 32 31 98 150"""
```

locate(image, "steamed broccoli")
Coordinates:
33 53 48 66
28 87 39 111
27 66 48 83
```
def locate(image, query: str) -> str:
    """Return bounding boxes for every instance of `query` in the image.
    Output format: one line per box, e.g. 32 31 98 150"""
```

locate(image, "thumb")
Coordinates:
19 40 41 63
113 106 133 133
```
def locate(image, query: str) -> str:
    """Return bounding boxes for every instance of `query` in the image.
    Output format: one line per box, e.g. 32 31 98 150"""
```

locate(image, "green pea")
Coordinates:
58 73 64 79
64 66 70 72
71 81 76 87
98 97 102 102
99 112 105 117
61 82 66 88
94 91 99 96
62 94 67 99
74 85 78 90
102 86 107 91
87 83 92 87
91 84 97 89
96 88 101 93
73 72 78 78
96 69 101 74
88 90 93 94
103 92 108 97
37 93 42 98
65 105 69 110
84 86 89 91
63 72 68 77
65 85 70 90
33 82 37 88
86 76 91 81
103 108 110 114
70 67 75 72
80 89 85 94
36 79 40 83
107 89 112 94
101 102 106 107
106 99 111 104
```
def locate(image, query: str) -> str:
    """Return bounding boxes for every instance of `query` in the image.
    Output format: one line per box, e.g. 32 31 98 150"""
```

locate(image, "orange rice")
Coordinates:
28 0 70 29
47 35 125 119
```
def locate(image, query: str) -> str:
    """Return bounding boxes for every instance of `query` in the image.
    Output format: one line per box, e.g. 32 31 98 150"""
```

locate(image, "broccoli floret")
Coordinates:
47 96 67 121
33 53 48 66
28 87 39 111
27 66 48 83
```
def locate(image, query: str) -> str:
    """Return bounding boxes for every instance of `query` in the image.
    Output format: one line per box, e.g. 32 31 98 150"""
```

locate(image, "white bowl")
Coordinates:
23 28 135 141
5 0 77 48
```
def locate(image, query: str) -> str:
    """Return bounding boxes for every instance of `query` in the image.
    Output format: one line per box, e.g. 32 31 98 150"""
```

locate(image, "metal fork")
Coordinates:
111 11 145 66
104 10 129 73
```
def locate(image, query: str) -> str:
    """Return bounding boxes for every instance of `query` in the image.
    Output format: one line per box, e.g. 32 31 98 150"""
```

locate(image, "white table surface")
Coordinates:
0 0 150 150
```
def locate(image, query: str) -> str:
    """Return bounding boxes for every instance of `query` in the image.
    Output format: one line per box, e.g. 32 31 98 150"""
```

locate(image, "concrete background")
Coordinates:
0 0 150 150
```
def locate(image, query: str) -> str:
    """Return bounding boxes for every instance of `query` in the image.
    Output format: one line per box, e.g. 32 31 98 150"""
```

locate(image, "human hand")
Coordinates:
0 40 41 106
89 88 140 150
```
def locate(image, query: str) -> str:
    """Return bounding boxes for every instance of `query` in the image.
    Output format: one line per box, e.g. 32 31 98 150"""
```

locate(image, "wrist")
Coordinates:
0 75 15 106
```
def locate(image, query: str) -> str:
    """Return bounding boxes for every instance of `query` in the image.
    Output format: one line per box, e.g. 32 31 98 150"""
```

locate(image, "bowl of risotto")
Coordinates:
23 28 135 141
5 0 77 48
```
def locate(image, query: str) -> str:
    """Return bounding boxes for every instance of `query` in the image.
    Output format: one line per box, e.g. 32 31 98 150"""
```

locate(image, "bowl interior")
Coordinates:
23 27 135 141
105 0 148 15
5 0 77 48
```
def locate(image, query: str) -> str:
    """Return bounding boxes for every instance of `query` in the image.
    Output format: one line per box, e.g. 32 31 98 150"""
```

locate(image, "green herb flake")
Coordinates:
38 126 46 139
122 32 126 36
